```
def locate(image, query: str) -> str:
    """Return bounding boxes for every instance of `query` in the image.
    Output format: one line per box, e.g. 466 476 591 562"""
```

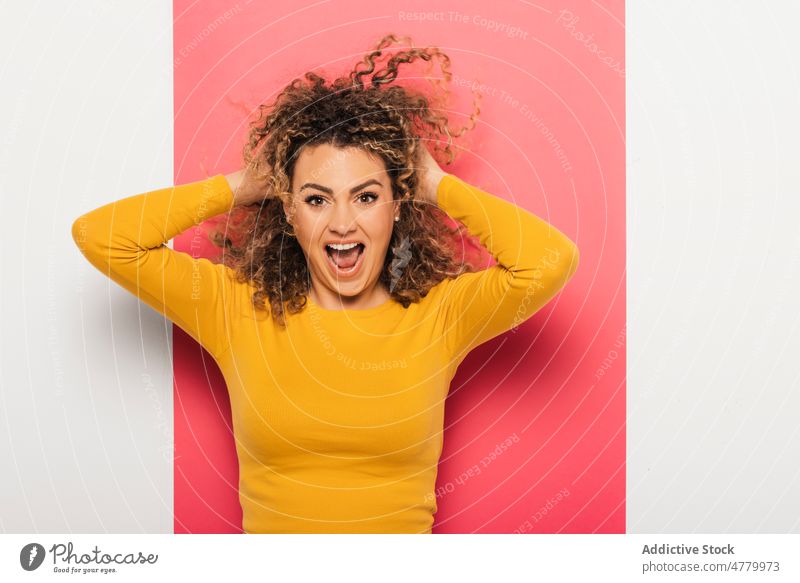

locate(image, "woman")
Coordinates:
71 35 579 534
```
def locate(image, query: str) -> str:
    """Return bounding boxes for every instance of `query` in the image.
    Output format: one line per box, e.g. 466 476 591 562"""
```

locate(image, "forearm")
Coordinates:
433 174 579 353
435 174 579 281
224 169 248 206
70 174 238 358
72 174 234 261
422 168 448 207
225 167 270 207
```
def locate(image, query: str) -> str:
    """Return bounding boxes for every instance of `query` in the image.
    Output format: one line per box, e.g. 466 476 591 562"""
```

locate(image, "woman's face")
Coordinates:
286 143 399 299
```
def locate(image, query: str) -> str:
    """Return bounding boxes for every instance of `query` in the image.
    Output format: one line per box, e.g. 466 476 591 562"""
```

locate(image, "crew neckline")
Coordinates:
306 294 398 318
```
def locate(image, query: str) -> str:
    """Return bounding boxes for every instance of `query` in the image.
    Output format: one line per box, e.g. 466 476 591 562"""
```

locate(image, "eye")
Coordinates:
357 191 378 204
304 195 326 207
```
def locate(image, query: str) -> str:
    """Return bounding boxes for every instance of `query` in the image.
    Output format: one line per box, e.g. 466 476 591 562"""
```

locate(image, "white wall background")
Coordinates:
0 0 174 532
628 1 800 532
1 0 799 533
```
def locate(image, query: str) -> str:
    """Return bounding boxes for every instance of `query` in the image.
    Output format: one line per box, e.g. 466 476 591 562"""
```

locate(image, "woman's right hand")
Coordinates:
225 163 271 206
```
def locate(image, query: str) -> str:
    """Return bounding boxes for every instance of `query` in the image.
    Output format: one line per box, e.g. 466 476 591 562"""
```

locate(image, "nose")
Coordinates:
328 199 357 236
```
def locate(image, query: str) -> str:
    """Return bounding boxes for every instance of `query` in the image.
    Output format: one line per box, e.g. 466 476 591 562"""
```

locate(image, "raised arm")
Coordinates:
70 174 242 360
433 174 580 359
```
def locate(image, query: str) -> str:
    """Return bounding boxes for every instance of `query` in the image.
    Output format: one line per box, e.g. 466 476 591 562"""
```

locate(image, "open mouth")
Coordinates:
324 242 366 276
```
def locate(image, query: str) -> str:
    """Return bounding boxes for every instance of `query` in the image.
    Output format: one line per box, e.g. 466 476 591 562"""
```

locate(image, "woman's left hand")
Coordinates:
416 143 447 206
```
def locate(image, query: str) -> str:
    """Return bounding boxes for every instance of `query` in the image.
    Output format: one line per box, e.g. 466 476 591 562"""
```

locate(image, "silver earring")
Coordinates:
394 216 400 222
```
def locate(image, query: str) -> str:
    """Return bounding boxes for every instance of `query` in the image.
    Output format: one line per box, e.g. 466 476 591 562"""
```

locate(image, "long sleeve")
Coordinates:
71 174 239 359
434 174 579 358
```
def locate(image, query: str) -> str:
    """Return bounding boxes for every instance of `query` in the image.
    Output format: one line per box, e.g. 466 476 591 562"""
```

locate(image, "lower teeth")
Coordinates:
328 246 362 270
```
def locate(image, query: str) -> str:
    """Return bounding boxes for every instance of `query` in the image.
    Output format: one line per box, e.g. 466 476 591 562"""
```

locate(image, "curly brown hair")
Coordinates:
210 34 482 326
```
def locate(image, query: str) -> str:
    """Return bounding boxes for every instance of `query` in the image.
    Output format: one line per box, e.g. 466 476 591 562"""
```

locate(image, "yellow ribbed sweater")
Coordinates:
72 172 579 533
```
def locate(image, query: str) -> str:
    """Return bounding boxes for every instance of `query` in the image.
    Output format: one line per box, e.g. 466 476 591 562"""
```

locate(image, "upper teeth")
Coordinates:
327 242 360 250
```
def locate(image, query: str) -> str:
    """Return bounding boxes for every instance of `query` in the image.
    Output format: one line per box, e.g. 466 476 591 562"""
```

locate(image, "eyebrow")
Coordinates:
299 178 383 195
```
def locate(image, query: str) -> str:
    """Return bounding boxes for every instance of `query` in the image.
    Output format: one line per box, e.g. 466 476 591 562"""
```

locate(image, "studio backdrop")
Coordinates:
171 0 623 534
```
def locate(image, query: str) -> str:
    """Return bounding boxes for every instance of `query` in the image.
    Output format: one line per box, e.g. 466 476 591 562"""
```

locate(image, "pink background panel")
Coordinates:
173 0 625 533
